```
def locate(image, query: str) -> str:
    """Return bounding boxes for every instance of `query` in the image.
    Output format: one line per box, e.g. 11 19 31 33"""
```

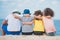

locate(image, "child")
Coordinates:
43 8 56 36
14 9 34 35
2 11 21 35
33 10 44 35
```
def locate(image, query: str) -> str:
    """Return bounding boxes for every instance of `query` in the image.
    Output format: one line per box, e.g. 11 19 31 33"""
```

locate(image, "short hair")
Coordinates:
44 8 54 17
34 10 43 16
12 11 21 15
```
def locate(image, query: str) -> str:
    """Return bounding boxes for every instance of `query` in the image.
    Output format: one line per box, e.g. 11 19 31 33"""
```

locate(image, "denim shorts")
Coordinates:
2 24 21 35
47 32 55 36
33 31 44 35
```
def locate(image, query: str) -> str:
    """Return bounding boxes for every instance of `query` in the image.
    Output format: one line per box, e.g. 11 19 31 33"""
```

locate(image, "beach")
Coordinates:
0 35 60 40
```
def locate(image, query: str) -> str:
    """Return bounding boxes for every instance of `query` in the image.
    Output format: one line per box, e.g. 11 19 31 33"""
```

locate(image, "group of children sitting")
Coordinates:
2 8 56 36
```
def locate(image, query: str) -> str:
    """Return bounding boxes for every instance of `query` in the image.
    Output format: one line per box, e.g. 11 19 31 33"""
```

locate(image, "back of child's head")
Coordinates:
44 8 54 17
12 11 21 15
34 10 43 16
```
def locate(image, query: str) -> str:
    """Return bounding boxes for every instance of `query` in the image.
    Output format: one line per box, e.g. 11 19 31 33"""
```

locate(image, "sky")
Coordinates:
0 0 60 20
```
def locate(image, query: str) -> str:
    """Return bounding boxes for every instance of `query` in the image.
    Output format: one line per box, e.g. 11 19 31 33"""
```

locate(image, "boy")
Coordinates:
2 11 21 35
14 9 34 35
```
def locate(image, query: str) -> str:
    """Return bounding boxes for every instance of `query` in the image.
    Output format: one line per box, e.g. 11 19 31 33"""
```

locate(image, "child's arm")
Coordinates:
2 20 7 24
22 17 34 25
22 20 33 25
34 15 42 19
13 14 20 20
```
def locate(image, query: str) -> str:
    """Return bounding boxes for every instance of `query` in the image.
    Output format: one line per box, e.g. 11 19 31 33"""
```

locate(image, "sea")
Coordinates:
0 19 60 36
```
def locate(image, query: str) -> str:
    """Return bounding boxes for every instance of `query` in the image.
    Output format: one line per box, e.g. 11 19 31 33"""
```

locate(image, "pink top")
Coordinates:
43 17 56 33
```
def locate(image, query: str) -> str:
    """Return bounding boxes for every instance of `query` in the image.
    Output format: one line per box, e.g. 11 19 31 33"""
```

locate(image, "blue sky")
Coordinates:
0 0 60 19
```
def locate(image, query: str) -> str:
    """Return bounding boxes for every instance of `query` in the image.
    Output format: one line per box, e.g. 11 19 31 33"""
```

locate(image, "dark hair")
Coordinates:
44 8 54 17
12 11 21 15
34 10 43 16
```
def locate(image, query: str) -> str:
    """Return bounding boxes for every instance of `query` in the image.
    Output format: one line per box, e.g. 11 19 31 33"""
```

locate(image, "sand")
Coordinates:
0 35 60 40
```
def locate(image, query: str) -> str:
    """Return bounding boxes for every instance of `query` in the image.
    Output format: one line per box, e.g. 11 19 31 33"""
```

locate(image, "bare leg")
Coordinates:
0 28 5 36
2 30 5 36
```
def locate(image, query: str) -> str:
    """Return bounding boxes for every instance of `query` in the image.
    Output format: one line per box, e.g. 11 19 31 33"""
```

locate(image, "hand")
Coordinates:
22 22 26 25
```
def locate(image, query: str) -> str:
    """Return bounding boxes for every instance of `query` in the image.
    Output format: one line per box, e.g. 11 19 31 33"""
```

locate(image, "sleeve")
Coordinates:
5 15 9 20
5 16 8 20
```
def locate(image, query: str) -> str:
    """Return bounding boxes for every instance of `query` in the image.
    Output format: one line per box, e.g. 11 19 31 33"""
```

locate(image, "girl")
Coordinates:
43 8 56 36
33 10 44 35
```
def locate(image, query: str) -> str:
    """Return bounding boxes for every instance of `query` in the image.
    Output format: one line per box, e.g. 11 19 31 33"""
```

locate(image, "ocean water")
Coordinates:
54 20 60 35
0 19 60 36
0 19 3 36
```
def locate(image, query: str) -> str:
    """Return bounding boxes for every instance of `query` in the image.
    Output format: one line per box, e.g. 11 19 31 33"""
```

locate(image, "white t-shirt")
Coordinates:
5 14 21 31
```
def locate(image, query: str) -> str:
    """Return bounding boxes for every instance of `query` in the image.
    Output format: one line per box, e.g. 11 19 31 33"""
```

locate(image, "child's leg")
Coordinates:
2 30 5 36
0 28 5 36
2 24 8 35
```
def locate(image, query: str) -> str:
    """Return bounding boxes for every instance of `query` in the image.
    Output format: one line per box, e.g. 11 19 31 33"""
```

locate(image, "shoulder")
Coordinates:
5 14 12 20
